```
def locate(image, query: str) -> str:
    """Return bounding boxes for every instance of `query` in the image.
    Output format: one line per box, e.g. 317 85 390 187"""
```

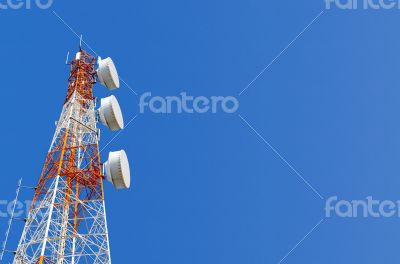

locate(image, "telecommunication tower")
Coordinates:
12 48 131 264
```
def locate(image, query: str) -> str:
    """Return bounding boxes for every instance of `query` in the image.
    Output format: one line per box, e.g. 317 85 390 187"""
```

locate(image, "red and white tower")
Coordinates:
13 48 131 264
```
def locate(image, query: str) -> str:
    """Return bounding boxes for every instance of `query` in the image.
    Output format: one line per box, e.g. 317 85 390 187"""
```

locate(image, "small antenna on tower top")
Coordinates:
79 34 83 50
65 51 70 65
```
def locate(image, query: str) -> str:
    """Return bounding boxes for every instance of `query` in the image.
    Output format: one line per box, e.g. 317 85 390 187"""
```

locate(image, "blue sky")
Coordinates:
1 0 400 263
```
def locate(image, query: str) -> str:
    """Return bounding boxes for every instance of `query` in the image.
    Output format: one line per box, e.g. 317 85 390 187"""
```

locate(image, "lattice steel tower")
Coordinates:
13 48 131 264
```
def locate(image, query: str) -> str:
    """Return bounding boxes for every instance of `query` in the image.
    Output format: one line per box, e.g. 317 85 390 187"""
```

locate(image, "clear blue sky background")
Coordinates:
1 0 400 263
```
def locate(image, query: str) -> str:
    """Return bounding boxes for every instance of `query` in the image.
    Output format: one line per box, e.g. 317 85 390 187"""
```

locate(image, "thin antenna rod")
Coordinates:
0 179 22 262
79 35 83 50
65 51 70 65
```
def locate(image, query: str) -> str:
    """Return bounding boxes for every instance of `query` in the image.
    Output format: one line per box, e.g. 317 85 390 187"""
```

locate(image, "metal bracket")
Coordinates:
69 117 97 134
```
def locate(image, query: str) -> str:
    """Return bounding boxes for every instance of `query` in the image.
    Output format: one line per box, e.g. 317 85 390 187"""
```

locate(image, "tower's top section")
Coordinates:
65 49 96 104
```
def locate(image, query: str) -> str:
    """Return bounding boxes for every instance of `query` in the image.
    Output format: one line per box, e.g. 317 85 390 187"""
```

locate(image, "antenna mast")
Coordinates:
0 179 22 262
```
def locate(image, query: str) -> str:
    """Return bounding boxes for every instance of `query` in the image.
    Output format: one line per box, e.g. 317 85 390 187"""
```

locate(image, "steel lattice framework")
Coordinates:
13 50 112 264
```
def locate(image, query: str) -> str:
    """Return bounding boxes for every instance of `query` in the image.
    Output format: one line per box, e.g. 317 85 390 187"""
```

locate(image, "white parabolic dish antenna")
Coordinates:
97 57 120 90
105 150 131 190
98 95 124 131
